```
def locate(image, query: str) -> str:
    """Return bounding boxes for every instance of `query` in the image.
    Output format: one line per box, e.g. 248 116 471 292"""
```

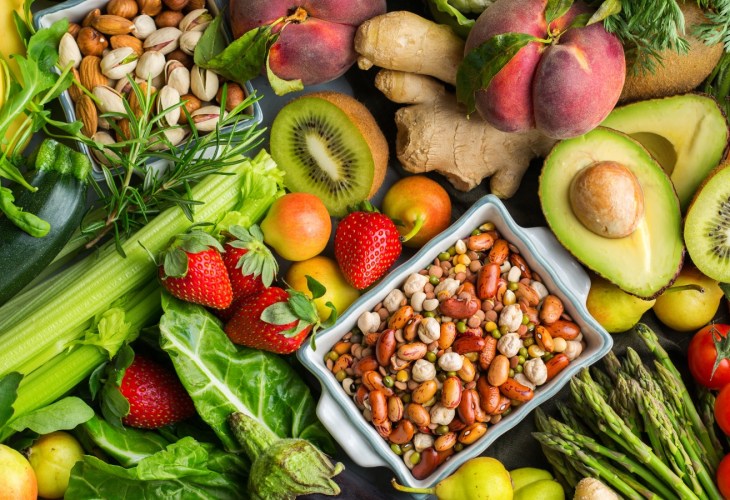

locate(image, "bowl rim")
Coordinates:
32 0 263 181
297 194 613 489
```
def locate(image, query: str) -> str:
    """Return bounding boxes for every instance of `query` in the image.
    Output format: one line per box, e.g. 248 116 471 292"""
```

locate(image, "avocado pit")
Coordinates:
569 160 644 238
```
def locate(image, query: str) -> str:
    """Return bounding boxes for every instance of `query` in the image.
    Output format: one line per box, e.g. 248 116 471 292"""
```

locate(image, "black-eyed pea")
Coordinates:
434 432 457 452
457 356 476 383
535 325 555 353
342 378 356 396
539 294 564 324
389 419 415 444
458 422 487 445
389 305 414 329
441 376 463 409
412 379 438 404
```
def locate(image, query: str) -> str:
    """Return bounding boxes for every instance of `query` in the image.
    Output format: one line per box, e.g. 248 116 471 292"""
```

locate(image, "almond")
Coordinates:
68 68 84 102
110 34 143 56
82 8 101 28
91 15 135 36
76 95 98 137
79 55 109 90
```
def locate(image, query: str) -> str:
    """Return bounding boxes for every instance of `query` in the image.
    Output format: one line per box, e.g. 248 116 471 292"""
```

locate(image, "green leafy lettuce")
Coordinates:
158 295 334 453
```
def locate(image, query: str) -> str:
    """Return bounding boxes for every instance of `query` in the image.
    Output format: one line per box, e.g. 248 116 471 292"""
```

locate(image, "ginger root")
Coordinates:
355 11 556 197
383 71 555 196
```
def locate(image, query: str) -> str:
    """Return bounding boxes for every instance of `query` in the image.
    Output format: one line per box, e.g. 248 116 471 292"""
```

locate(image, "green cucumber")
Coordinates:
0 139 91 305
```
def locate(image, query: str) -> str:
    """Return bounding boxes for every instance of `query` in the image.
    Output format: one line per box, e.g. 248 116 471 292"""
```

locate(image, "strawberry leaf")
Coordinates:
179 230 224 254
163 248 189 278
320 302 339 330
280 319 312 339
261 302 298 325
288 290 319 325
228 224 278 287
306 275 326 300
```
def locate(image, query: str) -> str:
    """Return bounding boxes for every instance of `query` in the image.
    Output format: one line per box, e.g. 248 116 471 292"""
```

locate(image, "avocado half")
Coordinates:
539 127 684 299
600 93 729 212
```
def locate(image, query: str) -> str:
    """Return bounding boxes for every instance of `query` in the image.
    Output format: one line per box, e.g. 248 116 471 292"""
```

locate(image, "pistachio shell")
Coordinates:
157 85 181 127
135 50 165 80
101 46 138 80
190 65 218 102
191 105 224 132
58 32 82 69
179 30 202 56
143 27 181 55
166 64 190 95
132 15 156 39
93 85 126 114
179 9 212 32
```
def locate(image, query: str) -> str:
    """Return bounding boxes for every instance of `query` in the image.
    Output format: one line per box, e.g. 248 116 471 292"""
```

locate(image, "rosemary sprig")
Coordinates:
67 77 265 252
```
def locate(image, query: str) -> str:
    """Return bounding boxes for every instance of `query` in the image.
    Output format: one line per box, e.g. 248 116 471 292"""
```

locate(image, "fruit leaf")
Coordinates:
306 275 327 300
261 301 298 326
99 345 136 428
280 319 312 339
0 372 22 428
720 282 730 300
266 51 304 96
288 290 319 325
199 23 276 87
456 33 541 114
163 247 189 278
545 0 573 25
587 0 622 25
194 16 227 68
179 230 224 254
711 325 730 381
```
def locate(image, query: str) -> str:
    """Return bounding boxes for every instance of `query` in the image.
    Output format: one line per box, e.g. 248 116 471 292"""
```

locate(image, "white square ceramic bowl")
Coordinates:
297 194 613 491
33 0 263 181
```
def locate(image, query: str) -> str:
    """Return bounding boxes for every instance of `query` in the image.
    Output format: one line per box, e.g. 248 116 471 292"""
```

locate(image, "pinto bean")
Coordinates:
397 342 428 361
453 336 486 355
478 336 498 370
467 232 494 251
509 253 532 280
362 370 394 396
438 321 457 350
499 378 534 402
535 325 555 353
457 356 476 382
375 420 391 438
539 295 564 324
388 395 404 422
488 239 509 264
353 356 379 376
412 379 439 404
389 419 415 444
376 329 396 366
412 447 453 480
546 353 570 381
457 388 477 425
477 377 501 414
441 376 463 409
487 355 510 387
332 354 353 374
458 422 487 445
515 282 540 306
434 431 457 451
407 403 431 427
388 305 414 329
404 315 422 341
439 296 480 319
370 390 387 424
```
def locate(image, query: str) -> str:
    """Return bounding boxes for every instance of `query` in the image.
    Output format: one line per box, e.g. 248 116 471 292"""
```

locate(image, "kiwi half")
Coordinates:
685 162 730 281
269 91 388 216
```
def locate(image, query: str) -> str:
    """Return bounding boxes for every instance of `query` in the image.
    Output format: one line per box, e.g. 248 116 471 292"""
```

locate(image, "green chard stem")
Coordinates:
634 323 722 468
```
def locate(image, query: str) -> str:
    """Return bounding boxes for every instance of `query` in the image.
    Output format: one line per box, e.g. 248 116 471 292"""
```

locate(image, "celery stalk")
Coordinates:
0 282 161 441
0 150 284 377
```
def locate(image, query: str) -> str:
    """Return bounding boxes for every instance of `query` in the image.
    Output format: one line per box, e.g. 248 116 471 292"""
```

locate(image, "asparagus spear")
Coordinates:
634 323 722 468
608 374 642 437
602 350 624 382
571 377 700 500
534 409 582 490
697 385 727 453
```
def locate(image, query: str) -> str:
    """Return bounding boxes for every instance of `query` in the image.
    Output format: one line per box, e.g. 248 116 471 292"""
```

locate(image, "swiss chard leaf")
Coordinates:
158 295 334 453
79 415 170 467
8 396 94 434
0 372 22 428
66 437 246 499
456 32 541 114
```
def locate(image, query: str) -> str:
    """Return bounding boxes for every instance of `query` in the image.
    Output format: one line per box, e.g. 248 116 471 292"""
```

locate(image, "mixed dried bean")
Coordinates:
326 222 586 479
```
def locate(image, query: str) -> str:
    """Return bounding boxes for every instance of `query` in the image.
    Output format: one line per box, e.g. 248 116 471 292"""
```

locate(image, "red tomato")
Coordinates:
717 453 730 499
717 384 730 436
687 324 730 390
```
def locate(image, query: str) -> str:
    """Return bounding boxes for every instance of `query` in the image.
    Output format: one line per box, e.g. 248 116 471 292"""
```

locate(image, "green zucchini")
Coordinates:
0 139 91 305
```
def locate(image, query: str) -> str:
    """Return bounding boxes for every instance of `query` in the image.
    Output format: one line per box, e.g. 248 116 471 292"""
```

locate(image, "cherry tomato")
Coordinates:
687 324 730 390
717 453 730 499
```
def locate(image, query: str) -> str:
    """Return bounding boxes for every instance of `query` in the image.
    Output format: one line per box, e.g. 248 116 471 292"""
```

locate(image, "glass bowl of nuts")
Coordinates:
34 0 262 180
297 194 613 491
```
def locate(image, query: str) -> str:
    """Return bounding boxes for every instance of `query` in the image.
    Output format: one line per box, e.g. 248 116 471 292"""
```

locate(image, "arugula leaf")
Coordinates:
159 295 334 453
66 437 247 499
8 396 94 434
0 372 22 428
456 32 541 114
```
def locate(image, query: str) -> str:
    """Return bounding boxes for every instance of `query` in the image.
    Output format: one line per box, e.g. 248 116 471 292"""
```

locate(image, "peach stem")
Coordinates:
285 6 308 24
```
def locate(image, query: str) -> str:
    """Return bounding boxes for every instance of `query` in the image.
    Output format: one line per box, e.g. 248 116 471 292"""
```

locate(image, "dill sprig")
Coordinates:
596 0 689 74
71 78 265 252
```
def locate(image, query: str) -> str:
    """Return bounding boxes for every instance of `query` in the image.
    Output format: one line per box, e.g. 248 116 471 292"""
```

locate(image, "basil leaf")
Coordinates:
194 16 227 68
0 372 22 428
456 32 540 114
545 0 573 25
200 25 274 86
8 396 94 434
66 437 246 499
159 296 334 453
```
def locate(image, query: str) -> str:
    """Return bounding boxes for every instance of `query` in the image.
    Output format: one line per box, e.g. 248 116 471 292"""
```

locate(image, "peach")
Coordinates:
465 0 625 139
230 0 386 86
260 193 332 261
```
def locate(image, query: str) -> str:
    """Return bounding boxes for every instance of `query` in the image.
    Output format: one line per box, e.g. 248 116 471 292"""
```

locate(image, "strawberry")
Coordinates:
222 224 278 302
118 354 196 429
334 203 402 290
158 230 233 309
225 279 337 354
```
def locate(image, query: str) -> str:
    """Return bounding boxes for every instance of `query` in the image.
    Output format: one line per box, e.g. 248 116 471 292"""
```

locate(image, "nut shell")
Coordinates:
137 0 163 16
107 0 139 19
132 14 156 39
155 10 184 28
58 32 82 69
77 27 108 57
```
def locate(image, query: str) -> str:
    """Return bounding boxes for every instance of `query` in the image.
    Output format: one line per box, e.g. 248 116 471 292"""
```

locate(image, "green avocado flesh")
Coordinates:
600 93 728 212
539 127 684 299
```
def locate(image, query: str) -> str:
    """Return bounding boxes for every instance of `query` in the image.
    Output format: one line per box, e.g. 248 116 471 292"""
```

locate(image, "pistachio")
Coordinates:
58 33 82 69
157 85 181 126
143 27 182 55
93 85 126 114
101 47 139 80
179 9 212 32
191 105 224 132
135 50 165 80
190 64 218 102
91 131 120 165
149 126 187 150
77 27 108 57
132 15 156 40
178 30 202 55
165 61 190 95
115 75 143 95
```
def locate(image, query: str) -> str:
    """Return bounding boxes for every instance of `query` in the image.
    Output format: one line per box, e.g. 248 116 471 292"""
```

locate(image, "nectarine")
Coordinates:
260 193 332 261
